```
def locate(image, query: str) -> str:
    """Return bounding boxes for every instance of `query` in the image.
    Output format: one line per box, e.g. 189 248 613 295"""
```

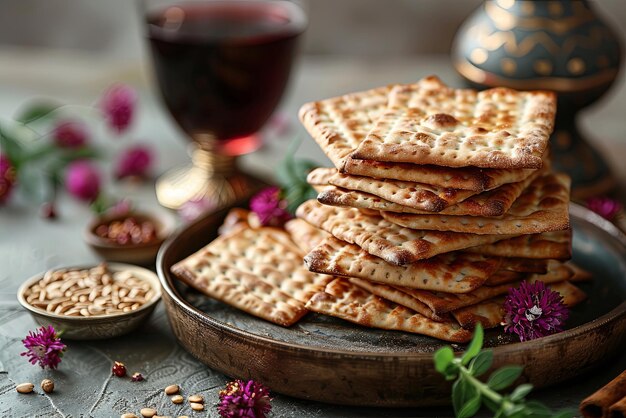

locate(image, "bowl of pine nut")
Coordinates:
17 262 161 340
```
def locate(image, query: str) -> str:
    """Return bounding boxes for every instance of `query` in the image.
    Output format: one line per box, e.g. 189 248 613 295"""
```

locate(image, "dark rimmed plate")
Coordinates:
156 203 626 407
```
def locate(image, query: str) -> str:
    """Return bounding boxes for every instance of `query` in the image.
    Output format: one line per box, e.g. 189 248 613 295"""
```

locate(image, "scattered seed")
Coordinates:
140 408 157 418
190 402 204 411
121 414 138 418
41 379 54 393
164 384 180 395
16 383 34 394
171 395 184 404
188 395 203 404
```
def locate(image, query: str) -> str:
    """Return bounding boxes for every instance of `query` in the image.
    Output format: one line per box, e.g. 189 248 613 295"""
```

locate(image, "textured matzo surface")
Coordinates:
351 76 556 169
305 278 472 342
296 200 515 265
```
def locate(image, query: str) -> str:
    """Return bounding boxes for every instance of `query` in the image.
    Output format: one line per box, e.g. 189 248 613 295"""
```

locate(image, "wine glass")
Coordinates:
143 0 307 209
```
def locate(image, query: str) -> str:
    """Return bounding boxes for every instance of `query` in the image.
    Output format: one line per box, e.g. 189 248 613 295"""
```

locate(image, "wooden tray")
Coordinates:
156 203 626 407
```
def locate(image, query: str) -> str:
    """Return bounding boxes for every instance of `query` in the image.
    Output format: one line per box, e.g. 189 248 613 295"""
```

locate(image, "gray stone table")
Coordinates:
1 55 625 417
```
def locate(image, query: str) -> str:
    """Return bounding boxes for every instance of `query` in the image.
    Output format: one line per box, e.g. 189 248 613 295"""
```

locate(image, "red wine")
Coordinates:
147 1 305 151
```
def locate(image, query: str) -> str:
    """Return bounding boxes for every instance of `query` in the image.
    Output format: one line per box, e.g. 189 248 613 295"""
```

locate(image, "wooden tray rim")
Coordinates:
156 202 626 358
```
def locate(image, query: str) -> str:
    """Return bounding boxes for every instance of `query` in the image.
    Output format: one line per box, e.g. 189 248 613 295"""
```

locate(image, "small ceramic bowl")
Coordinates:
84 210 176 265
17 263 161 340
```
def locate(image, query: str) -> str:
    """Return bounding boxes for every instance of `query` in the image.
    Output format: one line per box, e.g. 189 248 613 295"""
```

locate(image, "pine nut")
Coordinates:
23 263 154 318
16 383 34 394
164 384 179 395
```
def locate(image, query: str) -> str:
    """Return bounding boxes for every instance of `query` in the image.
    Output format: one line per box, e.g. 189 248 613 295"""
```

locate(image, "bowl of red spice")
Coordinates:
85 210 177 265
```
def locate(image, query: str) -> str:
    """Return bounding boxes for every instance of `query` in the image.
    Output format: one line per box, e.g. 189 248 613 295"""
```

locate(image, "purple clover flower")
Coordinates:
114 145 154 179
249 187 291 227
0 154 16 204
503 281 569 342
586 196 622 220
100 84 137 134
53 120 89 148
218 379 272 418
65 160 101 202
20 326 66 369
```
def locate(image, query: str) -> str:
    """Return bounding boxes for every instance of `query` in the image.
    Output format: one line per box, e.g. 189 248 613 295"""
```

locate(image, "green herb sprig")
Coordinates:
433 324 573 418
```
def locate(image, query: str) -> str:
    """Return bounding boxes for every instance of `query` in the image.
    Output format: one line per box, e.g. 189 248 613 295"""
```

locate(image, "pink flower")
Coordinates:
218 379 272 418
249 187 291 227
100 84 137 133
20 326 66 369
0 154 16 204
115 145 154 179
503 281 569 342
586 196 622 220
52 120 88 148
65 160 101 202
178 197 217 222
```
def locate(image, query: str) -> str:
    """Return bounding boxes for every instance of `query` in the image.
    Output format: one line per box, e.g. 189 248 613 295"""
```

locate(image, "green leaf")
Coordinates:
482 395 499 413
469 349 493 377
14 101 60 124
551 410 575 418
509 383 533 402
452 376 479 416
503 404 527 417
487 365 524 391
523 400 552 416
433 346 454 374
457 393 482 418
17 163 51 204
462 324 484 365
0 124 26 167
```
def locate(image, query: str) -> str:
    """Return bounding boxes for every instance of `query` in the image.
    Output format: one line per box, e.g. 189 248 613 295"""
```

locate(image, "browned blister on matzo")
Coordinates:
171 226 332 326
296 200 515 265
351 76 556 169
305 278 472 342
466 229 572 259
499 258 548 274
298 86 393 170
342 157 537 191
304 236 500 293
382 173 571 235
348 277 448 322
308 168 476 212
452 297 506 330
398 283 514 315
316 162 544 217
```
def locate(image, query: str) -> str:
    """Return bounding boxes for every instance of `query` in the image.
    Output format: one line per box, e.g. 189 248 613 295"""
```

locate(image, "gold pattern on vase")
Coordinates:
470 48 489 65
500 58 517 75
520 2 534 16
533 59 553 76
454 59 619 92
567 58 586 75
486 1 594 35
474 25 559 55
548 2 564 17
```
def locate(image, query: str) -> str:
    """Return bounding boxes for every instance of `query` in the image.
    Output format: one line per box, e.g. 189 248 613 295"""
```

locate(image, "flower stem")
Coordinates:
459 366 515 413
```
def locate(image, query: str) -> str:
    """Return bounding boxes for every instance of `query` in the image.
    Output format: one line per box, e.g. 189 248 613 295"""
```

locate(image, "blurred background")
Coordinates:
0 0 625 182
1 0 624 87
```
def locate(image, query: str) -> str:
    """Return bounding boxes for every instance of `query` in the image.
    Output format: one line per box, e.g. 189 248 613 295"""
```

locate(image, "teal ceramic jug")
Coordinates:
452 0 622 198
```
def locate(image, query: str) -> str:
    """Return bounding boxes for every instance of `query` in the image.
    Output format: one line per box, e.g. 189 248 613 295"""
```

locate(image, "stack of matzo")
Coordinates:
169 76 588 345
295 76 587 338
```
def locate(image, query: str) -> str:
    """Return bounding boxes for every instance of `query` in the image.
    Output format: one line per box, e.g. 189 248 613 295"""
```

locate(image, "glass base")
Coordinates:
155 147 265 210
